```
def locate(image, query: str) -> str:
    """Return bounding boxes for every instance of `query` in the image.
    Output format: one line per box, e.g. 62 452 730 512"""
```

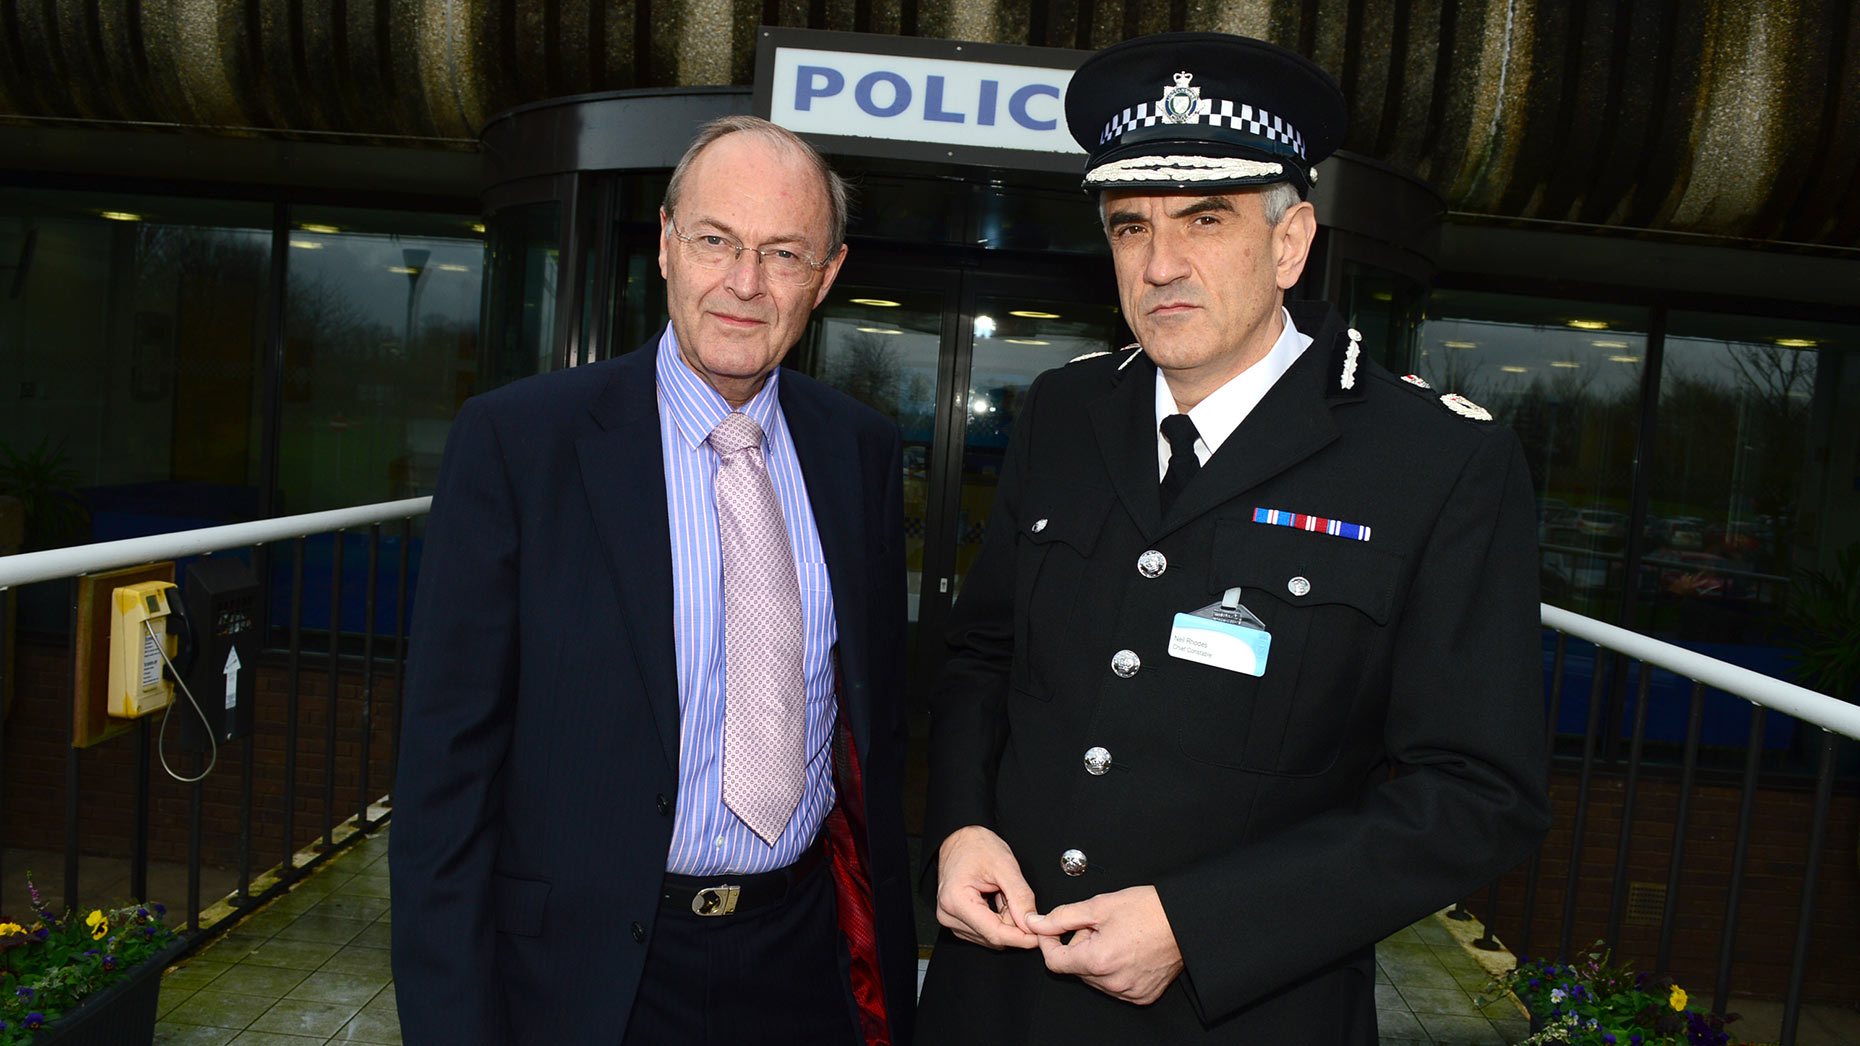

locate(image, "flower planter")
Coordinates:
29 937 187 1046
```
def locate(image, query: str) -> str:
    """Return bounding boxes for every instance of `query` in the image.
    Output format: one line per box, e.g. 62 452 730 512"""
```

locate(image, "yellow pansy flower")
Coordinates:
1670 985 1688 1011
85 909 109 940
0 921 23 936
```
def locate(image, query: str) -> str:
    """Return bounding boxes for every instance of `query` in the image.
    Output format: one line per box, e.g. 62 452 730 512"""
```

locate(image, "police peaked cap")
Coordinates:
1064 32 1347 195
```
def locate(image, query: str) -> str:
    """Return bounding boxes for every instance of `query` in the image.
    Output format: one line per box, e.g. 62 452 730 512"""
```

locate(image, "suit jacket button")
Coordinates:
1110 649 1140 678
630 921 646 943
1137 550 1167 578
1061 849 1088 877
656 793 672 815
1083 747 1112 775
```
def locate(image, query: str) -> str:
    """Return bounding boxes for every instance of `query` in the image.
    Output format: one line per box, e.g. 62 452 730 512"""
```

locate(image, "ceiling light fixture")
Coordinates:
849 298 901 307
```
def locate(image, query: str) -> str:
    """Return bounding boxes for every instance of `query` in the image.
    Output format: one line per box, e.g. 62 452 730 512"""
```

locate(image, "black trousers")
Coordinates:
624 854 860 1046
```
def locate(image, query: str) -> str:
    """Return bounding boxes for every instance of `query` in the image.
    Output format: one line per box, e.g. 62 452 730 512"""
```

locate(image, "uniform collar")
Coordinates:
1153 306 1313 460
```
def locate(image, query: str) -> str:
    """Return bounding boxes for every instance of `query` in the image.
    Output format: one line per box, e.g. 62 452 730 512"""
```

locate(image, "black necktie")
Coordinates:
1159 413 1201 516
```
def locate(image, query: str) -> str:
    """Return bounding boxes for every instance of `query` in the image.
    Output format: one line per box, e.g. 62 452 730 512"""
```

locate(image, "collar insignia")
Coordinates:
1402 374 1431 389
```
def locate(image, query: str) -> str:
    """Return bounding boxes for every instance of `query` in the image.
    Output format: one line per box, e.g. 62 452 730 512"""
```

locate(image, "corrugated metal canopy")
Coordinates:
0 0 1853 247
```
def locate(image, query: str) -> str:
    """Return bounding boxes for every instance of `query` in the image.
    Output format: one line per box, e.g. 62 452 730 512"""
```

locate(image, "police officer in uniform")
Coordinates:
917 32 1551 1045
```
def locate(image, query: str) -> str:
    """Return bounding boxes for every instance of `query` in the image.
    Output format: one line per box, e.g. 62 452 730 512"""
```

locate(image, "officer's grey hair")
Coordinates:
1096 179 1305 231
663 115 850 255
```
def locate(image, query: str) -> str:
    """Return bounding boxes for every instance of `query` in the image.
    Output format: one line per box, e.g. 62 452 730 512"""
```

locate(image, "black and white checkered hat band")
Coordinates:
1099 98 1306 159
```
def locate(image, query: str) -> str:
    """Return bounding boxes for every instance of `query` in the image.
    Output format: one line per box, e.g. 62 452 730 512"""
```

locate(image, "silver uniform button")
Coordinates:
1110 649 1141 677
1031 518 1048 533
1083 746 1112 775
1137 550 1167 578
1061 849 1088 877
1288 576 1312 597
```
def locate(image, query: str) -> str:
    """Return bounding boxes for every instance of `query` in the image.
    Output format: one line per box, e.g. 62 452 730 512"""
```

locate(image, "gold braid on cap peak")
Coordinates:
1083 155 1285 184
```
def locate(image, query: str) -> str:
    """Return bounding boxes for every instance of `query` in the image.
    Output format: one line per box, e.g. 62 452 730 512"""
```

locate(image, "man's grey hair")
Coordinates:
1097 179 1305 230
663 115 850 255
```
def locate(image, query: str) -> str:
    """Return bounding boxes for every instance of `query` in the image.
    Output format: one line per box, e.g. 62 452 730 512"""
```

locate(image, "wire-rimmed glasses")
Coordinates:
666 215 832 285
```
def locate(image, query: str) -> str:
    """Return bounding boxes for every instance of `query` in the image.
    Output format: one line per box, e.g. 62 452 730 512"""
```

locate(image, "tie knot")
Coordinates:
1160 413 1200 456
709 412 766 456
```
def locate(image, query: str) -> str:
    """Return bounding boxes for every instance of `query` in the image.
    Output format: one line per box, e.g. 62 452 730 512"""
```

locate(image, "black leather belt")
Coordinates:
660 837 826 917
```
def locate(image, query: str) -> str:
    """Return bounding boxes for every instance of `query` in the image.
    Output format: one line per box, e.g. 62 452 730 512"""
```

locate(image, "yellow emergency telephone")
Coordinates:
108 580 177 718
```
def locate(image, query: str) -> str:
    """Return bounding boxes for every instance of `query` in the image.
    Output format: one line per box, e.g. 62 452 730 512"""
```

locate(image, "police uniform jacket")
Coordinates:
918 300 1551 1045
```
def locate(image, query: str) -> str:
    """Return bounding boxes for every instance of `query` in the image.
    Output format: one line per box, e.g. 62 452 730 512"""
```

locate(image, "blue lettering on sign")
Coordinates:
923 75 964 123
794 65 845 110
1009 83 1060 130
855 71 911 117
977 80 999 126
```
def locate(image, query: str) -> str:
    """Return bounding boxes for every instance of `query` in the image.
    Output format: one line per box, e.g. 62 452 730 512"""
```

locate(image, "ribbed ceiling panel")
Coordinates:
0 0 1852 245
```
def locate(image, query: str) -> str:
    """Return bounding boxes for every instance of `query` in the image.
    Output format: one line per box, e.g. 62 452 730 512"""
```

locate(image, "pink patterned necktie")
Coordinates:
709 411 807 845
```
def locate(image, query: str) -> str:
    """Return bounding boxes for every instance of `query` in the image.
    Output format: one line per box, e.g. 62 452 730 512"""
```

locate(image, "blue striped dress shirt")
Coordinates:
656 329 839 875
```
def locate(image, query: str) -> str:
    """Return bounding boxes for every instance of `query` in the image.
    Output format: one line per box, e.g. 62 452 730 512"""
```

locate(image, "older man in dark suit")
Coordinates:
918 33 1550 1044
391 115 914 1046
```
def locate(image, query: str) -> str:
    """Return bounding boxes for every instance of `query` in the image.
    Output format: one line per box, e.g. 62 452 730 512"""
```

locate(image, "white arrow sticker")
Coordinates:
223 647 242 710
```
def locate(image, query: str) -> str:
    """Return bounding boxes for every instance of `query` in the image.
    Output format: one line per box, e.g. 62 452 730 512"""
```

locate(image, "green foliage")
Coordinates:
1786 543 1860 701
0 876 177 1043
1480 941 1737 1046
0 436 89 552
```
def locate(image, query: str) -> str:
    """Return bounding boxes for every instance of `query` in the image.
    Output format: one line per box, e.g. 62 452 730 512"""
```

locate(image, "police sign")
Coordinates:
754 28 1087 172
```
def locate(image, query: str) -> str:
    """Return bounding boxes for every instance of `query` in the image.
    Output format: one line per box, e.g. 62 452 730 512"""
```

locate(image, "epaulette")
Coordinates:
1069 343 1145 370
1392 369 1496 423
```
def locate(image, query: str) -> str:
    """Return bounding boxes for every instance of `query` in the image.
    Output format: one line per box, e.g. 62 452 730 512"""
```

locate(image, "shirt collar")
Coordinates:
656 326 784 451
1153 306 1313 457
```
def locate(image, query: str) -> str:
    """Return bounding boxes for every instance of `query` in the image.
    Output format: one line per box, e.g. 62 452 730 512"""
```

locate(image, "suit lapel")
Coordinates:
576 344 682 776
780 374 871 756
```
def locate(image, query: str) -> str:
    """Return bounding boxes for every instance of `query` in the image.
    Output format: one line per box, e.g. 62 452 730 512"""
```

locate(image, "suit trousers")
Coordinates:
623 852 859 1046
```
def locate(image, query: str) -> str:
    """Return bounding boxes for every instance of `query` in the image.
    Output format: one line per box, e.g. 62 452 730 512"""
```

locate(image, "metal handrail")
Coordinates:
0 497 432 589
1540 603 1860 739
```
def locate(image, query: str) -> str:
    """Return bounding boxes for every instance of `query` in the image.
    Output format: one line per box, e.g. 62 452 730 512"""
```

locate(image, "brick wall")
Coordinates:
1481 770 1860 1004
2 635 400 872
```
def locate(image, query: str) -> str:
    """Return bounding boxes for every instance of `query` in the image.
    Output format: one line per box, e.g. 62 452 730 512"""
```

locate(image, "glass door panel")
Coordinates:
952 293 1123 595
788 279 953 654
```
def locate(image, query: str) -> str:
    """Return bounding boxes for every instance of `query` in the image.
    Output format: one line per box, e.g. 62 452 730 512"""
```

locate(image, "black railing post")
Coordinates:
325 531 343 849
285 539 304 874
1559 647 1610 959
188 763 203 931
1779 730 1840 1046
1474 881 1501 950
1656 681 1707 972
390 517 411 802
358 525 379 828
1711 704 1767 1016
132 716 151 902
64 591 80 911
1604 662 1654 947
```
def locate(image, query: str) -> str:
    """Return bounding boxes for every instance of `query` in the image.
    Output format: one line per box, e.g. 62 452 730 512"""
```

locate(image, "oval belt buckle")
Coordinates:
692 884 740 916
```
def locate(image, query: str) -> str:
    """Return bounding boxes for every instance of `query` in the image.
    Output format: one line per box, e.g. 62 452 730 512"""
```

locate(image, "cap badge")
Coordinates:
1160 71 1202 123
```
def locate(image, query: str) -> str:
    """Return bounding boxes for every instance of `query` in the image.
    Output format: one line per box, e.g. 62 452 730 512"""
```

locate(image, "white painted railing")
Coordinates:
0 497 432 590
1540 603 1859 740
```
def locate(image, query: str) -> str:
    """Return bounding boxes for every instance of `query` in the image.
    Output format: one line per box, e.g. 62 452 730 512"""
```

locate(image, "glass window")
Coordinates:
1421 291 1651 616
0 189 273 550
279 207 485 514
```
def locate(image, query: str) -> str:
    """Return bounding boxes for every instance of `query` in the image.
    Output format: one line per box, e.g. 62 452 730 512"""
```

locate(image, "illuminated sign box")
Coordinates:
754 27 1089 173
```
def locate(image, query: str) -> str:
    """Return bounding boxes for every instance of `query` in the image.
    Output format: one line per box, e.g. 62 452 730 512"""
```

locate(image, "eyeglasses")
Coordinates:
667 215 832 286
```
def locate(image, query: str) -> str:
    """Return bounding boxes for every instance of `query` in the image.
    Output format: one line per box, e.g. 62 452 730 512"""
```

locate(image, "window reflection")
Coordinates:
1421 292 1650 615
280 209 485 513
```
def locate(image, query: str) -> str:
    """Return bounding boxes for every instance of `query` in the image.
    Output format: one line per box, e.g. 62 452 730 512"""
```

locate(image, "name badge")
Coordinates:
1167 587 1271 677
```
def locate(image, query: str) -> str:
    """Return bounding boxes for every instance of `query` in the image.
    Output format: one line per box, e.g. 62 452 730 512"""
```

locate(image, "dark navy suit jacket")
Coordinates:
390 336 916 1045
